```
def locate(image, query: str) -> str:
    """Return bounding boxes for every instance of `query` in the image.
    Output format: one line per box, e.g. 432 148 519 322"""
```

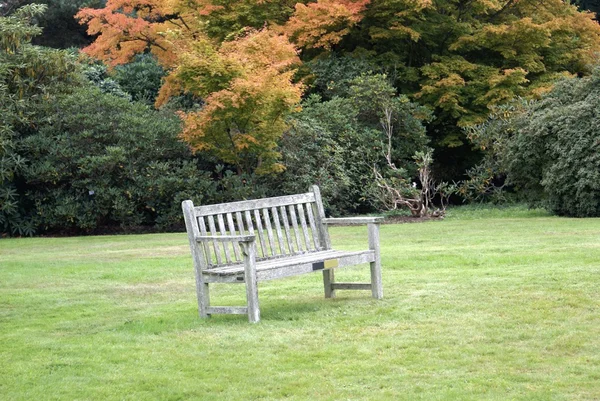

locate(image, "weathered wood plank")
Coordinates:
297 203 312 251
323 217 384 225
182 200 211 318
331 283 372 290
305 202 320 250
271 206 286 255
368 222 384 299
226 212 241 261
197 216 213 266
253 209 268 258
207 215 222 265
257 251 374 281
195 193 316 216
323 269 335 298
311 185 331 250
196 235 255 242
244 210 259 258
217 214 232 263
235 211 245 234
206 306 248 315
241 242 260 323
288 205 303 252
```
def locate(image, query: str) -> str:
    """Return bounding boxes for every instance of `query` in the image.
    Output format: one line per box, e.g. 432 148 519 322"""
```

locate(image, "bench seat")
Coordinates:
203 249 375 282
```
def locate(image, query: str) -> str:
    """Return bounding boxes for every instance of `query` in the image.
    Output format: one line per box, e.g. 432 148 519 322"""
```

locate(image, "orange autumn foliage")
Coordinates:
177 30 303 174
77 0 304 174
283 0 370 49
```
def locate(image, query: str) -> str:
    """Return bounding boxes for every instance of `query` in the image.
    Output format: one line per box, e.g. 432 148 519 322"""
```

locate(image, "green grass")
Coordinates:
1 206 599 400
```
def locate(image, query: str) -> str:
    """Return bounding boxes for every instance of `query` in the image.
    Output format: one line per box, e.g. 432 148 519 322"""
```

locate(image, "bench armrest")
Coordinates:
195 235 256 243
322 217 384 225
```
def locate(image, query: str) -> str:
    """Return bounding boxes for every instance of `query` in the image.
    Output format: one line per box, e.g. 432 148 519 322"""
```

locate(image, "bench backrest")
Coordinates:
183 185 332 268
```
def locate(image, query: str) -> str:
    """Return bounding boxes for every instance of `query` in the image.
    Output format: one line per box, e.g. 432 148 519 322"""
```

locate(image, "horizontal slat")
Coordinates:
331 283 372 290
196 235 255 243
322 217 384 225
194 193 316 216
206 306 248 315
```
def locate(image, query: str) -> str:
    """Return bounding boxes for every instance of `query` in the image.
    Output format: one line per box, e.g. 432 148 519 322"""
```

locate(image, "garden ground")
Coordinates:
1 206 599 400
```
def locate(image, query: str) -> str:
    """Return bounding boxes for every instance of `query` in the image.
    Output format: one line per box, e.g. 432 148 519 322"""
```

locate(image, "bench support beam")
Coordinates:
331 283 372 290
323 269 335 298
242 243 260 323
206 306 248 315
368 223 384 299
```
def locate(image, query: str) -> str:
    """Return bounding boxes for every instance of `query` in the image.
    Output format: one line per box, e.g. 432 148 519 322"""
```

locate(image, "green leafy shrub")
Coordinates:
278 74 429 215
15 86 216 234
468 70 600 217
278 95 374 215
81 60 131 100
307 53 381 99
113 54 165 105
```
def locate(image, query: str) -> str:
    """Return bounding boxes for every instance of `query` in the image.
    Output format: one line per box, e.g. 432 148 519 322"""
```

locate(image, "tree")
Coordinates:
76 0 303 174
77 0 600 184
292 0 600 180
175 30 303 174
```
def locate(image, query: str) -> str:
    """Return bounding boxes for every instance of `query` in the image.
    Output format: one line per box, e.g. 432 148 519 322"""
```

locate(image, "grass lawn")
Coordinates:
1 206 599 400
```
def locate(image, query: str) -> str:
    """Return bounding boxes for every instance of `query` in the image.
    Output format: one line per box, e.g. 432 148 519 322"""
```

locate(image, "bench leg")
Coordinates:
242 243 260 323
192 256 210 318
197 283 211 318
368 223 384 299
323 269 336 298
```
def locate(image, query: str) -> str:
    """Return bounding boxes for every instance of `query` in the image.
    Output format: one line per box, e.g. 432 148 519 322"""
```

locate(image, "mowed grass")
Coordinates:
1 207 599 400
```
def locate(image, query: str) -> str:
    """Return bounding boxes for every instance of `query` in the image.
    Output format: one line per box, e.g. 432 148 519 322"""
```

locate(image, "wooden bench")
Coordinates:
182 185 383 323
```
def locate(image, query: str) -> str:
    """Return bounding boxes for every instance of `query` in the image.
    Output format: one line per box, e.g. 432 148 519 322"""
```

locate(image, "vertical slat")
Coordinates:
311 185 332 250
271 206 286 255
253 209 268 258
236 212 246 234
244 210 258 257
197 216 213 266
288 205 303 252
279 205 295 253
207 215 223 265
262 208 276 257
297 203 312 251
217 214 232 264
226 213 241 262
305 202 321 250
311 185 334 298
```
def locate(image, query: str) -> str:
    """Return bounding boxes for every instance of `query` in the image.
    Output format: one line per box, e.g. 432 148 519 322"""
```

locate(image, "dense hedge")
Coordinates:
12 86 218 234
504 71 600 217
469 69 600 217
